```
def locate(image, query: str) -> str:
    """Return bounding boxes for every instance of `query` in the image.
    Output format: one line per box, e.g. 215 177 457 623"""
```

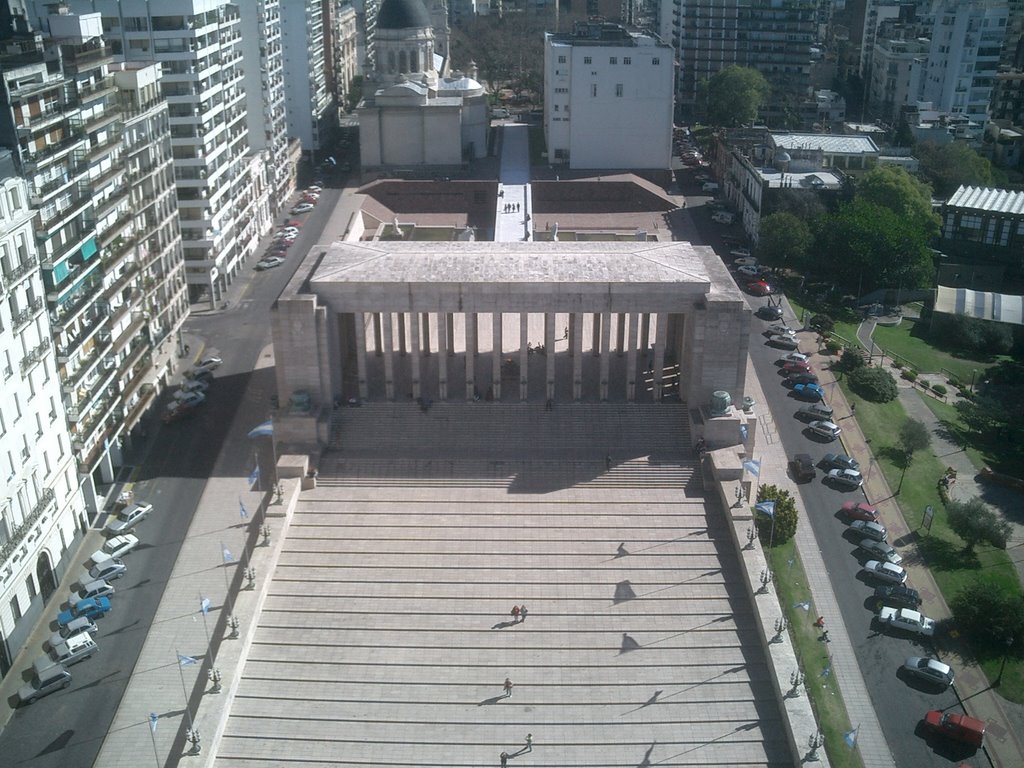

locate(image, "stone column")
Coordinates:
640 313 651 361
354 311 369 401
466 312 477 400
410 312 421 399
572 313 584 400
382 312 396 401
519 312 529 401
492 311 502 400
599 311 611 401
373 312 383 356
397 313 407 356
438 312 448 400
616 312 626 355
626 312 639 401
653 312 667 401
446 312 455 355
422 312 431 355
591 312 601 356
545 311 556 401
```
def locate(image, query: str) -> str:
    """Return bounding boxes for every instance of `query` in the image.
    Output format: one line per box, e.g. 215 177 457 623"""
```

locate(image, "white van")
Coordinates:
491 107 510 119
47 633 98 667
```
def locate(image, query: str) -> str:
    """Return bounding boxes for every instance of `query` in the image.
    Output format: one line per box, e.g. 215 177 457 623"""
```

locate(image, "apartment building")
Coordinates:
868 30 929 122
335 0 360 112
282 0 335 162
0 151 87 678
544 22 673 170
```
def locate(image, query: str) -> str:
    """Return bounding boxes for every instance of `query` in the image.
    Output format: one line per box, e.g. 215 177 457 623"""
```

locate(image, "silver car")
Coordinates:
48 616 98 650
18 659 71 705
861 560 907 584
903 657 954 688
105 502 153 534
850 520 887 542
88 558 127 582
808 420 842 441
859 538 903 565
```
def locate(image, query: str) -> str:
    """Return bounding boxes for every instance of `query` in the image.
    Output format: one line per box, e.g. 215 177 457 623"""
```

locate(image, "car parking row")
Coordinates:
163 355 221 424
255 185 323 272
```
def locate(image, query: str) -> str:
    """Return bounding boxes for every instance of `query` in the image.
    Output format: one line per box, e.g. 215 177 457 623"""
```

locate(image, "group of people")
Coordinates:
510 604 528 623
503 202 521 213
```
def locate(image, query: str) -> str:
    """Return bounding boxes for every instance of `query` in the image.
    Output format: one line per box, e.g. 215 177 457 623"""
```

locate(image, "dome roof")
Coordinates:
377 0 432 29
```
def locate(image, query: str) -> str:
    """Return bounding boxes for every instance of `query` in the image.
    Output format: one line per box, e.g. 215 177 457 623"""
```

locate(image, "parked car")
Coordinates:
789 453 816 482
179 379 209 394
874 584 921 610
730 248 752 259
58 596 112 627
793 383 825 401
185 368 214 383
923 710 985 747
68 579 114 605
851 519 887 541
822 453 859 471
306 185 322 194
711 211 735 225
88 558 127 582
197 356 222 369
878 607 935 636
256 256 286 271
808 420 842 441
746 280 771 296
105 501 154 534
701 182 719 193
168 392 205 411
860 538 903 564
783 360 813 374
44 633 98 667
781 352 809 364
861 560 908 584
797 402 834 420
756 304 783 320
17 659 71 705
48 616 98 650
767 334 799 350
843 501 880 523
827 466 862 489
290 203 315 215
787 372 820 386
766 324 796 338
737 264 762 278
91 533 139 564
490 106 511 119
903 657 954 688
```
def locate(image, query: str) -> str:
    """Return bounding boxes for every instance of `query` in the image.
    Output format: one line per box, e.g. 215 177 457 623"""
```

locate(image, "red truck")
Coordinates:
923 710 986 748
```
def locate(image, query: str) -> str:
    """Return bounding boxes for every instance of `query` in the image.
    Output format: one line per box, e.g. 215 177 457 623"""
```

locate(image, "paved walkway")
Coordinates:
495 124 532 242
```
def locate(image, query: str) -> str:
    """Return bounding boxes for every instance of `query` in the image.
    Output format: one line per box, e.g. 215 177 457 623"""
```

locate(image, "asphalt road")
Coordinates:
676 169 984 768
0 178 339 767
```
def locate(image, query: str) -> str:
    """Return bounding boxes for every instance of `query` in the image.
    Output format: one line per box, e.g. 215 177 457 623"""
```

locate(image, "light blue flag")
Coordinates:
248 463 260 489
200 597 211 616
222 545 234 564
754 500 776 518
247 420 273 438
239 498 248 519
177 653 198 667
740 424 749 440
793 601 810 611
149 712 159 733
820 665 832 678
844 727 859 748
743 459 761 476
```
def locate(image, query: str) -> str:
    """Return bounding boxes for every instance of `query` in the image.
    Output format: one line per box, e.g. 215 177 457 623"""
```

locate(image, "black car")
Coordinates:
874 584 922 611
756 304 784 320
821 452 860 472
788 453 816 483
786 372 820 386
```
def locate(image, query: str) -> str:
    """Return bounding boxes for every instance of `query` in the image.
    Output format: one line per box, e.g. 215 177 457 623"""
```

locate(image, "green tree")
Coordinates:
951 577 1024 655
896 418 931 494
814 199 935 294
946 497 1012 552
756 212 812 268
916 141 1000 197
856 165 940 241
702 66 771 128
849 366 898 402
754 484 799 546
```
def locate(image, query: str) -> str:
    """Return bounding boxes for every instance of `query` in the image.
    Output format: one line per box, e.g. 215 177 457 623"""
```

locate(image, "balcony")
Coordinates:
3 255 39 290
12 297 44 332
21 130 88 170
61 43 114 74
0 489 56 571
20 338 51 374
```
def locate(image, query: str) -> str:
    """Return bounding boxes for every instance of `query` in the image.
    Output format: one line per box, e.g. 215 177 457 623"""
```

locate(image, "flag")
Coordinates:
248 463 260 489
177 653 198 667
200 597 211 616
740 424 749 440
754 501 776 518
820 665 832 678
222 545 234 563
247 420 273 438
793 601 810 611
743 459 761 477
844 727 859 748
239 498 248 519
149 712 159 734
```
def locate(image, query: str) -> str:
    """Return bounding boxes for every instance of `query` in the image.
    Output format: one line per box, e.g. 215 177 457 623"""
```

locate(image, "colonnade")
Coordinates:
345 310 683 404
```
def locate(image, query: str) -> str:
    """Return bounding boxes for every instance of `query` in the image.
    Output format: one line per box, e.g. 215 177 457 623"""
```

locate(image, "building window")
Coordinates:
583 56 591 64
591 84 597 97
610 57 617 65
615 84 624 97
653 57 660 65
26 575 36 599
9 595 21 621
558 55 566 63
624 57 631 65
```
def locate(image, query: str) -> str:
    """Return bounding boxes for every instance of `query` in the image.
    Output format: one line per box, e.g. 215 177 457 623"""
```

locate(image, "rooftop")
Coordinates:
753 167 844 190
946 185 1024 214
770 133 880 155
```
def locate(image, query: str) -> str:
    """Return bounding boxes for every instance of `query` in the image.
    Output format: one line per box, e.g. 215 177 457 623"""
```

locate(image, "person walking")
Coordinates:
519 605 528 623
511 605 520 622
504 677 514 697
525 733 533 752
500 752 509 767
605 453 612 470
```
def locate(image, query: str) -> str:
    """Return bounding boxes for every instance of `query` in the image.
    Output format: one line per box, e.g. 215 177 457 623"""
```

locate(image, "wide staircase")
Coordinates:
322 401 698 491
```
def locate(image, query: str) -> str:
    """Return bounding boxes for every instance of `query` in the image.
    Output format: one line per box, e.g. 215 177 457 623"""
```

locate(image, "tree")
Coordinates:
896 418 931 493
702 66 771 128
848 366 898 402
856 166 940 241
813 199 935 295
754 484 799 546
946 497 1012 552
756 212 812 269
951 577 1024 655
916 141 1000 198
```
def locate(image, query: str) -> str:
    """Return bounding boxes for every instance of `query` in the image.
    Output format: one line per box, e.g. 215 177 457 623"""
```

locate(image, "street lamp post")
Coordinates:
971 369 978 393
995 635 1015 687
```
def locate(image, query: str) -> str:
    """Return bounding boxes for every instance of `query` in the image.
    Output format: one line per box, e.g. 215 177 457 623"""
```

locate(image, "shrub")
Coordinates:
849 366 898 402
891 360 903 370
947 497 1011 552
951 577 1024 656
754 484 799 546
809 313 835 332
931 384 947 396
824 340 842 355
836 347 865 372
901 369 918 382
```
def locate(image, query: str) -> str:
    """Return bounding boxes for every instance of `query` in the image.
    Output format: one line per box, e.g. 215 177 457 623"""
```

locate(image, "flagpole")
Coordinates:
149 713 160 767
175 649 195 731
198 592 212 650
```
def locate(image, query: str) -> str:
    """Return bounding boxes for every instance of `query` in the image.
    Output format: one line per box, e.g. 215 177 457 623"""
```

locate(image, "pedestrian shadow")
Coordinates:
491 619 518 629
619 633 642 653
614 580 637 604
621 690 663 715
637 741 656 767
478 694 506 706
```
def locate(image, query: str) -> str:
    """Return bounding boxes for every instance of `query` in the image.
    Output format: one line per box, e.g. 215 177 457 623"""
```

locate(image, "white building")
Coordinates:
0 153 86 678
281 0 335 161
358 0 488 173
868 33 929 122
544 22 673 170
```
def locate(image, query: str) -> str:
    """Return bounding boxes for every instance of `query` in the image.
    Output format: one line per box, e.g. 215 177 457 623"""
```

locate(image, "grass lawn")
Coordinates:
767 540 863 768
919 396 991 472
871 317 1002 383
839 381 1023 702
787 297 862 348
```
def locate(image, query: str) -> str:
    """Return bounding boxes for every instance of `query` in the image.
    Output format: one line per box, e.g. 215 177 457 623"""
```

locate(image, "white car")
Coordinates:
198 356 222 369
859 538 903 565
105 501 154 534
290 203 315 214
91 533 140 564
730 248 752 259
781 352 809 364
306 185 322 194
737 265 761 278
256 256 286 271
878 607 936 636
733 256 758 267
861 559 907 584
903 657 954 688
767 324 797 337
48 616 98 650
88 558 127 582
808 420 842 441
826 468 863 489
850 520 887 542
